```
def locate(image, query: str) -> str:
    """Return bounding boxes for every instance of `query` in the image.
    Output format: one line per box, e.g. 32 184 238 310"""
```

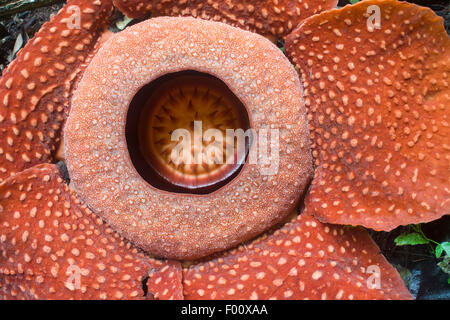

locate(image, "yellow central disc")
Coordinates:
139 74 248 189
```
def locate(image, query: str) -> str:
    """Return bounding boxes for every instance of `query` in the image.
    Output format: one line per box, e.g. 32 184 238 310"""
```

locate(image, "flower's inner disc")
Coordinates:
126 71 251 194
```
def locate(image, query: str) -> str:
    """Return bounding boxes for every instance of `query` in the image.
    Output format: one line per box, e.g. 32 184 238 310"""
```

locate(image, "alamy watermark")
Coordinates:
366 265 381 290
366 5 381 31
170 121 280 176
65 264 81 291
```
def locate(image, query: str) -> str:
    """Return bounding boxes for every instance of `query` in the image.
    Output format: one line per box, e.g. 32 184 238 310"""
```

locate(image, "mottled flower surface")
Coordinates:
0 0 448 300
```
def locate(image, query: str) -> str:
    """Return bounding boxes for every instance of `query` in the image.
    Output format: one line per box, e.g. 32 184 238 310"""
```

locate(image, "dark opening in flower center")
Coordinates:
126 71 251 194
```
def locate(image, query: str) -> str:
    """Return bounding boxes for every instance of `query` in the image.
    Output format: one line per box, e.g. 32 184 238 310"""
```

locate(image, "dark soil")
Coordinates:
0 3 64 70
0 0 449 299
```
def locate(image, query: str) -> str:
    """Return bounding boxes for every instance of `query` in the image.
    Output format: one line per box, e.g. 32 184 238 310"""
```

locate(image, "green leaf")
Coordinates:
394 233 429 246
349 0 359 3
436 244 444 258
440 242 450 256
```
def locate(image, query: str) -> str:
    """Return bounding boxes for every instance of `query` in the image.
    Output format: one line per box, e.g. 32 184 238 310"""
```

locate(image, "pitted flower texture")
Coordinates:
64 17 313 260
0 0 114 182
286 0 450 231
0 164 183 300
1 0 446 301
112 0 338 38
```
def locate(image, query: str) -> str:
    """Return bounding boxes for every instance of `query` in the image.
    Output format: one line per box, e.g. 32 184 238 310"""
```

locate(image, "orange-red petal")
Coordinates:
285 0 450 231
0 164 183 300
112 0 338 38
183 210 412 300
0 0 114 182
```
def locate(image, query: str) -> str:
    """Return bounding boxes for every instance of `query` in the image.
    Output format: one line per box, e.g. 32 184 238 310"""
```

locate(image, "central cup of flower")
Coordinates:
126 71 251 194
66 17 312 259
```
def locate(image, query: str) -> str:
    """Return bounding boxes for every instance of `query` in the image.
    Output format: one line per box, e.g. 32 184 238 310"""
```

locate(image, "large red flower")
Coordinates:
1 0 447 300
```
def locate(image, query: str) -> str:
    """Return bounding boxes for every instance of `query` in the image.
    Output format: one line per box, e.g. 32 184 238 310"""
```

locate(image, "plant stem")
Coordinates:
411 224 440 254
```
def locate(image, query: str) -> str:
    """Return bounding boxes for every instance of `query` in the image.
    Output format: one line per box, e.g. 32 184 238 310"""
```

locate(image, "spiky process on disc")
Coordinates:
0 164 183 300
139 73 248 190
285 0 450 231
0 0 114 182
112 0 338 38
183 211 412 300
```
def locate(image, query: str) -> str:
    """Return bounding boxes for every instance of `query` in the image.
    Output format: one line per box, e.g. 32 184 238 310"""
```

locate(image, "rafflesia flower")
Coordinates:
0 0 448 300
